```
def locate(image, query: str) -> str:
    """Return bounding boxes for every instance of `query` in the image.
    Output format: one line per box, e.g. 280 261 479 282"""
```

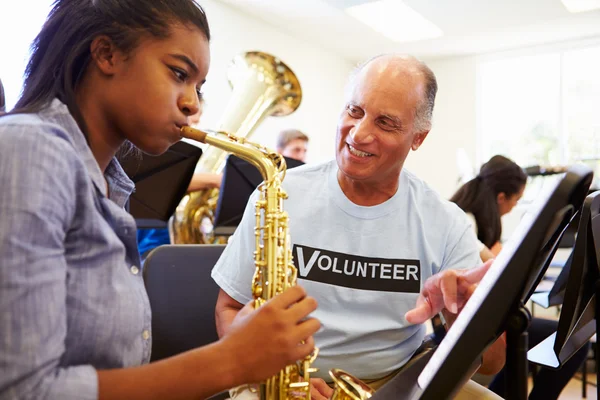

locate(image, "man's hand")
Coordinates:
310 378 334 400
404 260 493 324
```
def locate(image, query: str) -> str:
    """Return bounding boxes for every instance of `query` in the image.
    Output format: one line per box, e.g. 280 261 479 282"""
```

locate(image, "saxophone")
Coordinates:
180 127 373 400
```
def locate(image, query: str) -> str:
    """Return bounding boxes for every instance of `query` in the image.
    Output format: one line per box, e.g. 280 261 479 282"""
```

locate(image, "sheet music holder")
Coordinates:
370 165 593 400
528 190 600 397
120 141 202 223
212 154 304 235
530 247 574 308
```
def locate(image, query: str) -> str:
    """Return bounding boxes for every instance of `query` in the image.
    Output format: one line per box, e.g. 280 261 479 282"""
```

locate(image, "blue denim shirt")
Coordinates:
0 100 152 399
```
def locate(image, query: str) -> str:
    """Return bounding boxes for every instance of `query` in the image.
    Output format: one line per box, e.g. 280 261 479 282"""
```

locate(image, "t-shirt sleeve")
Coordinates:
438 210 483 274
211 190 260 305
463 212 486 251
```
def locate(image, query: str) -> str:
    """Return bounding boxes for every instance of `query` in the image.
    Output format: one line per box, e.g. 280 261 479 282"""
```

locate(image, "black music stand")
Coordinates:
371 165 593 400
120 141 202 226
212 154 304 235
528 190 600 398
530 246 574 308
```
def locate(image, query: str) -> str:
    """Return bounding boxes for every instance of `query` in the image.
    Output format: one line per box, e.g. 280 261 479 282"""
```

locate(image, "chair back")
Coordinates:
143 244 226 362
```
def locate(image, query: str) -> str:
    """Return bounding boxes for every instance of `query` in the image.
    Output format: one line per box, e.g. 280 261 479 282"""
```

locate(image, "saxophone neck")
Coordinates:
180 126 282 183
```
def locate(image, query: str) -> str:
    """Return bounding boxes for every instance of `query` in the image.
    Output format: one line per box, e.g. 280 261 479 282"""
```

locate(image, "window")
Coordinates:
0 1 53 110
478 42 600 194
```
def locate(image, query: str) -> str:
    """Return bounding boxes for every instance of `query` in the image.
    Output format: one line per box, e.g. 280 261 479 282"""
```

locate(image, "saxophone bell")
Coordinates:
330 369 375 400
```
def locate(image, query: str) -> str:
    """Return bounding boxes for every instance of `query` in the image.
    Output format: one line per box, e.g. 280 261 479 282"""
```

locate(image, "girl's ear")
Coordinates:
497 192 507 206
90 35 122 76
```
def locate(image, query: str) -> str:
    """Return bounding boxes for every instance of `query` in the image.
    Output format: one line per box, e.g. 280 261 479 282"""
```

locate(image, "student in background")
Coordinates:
450 154 526 257
275 128 309 162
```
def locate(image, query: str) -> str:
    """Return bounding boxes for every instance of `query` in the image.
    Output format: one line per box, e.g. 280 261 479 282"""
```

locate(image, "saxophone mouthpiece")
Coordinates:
180 126 207 143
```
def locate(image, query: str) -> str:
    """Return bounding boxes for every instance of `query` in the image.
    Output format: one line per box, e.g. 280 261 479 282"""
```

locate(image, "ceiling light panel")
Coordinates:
346 0 443 43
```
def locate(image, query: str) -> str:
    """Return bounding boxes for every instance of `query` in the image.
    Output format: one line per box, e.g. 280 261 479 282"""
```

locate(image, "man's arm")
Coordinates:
215 289 245 338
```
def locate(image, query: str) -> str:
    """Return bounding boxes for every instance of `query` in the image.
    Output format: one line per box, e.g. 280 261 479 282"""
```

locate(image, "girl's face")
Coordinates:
497 184 526 216
101 23 210 155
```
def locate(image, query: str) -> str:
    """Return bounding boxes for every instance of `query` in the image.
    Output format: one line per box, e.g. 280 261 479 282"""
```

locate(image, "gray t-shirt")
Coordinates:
212 160 481 380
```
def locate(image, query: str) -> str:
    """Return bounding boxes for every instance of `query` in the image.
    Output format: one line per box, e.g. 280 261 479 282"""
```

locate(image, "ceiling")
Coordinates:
217 0 600 62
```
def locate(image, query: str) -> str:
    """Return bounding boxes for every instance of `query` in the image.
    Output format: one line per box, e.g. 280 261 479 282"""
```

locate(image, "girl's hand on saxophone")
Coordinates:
220 285 321 384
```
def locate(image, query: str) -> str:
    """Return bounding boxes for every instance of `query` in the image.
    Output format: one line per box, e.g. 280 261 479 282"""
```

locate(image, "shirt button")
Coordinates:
130 265 140 275
142 330 151 340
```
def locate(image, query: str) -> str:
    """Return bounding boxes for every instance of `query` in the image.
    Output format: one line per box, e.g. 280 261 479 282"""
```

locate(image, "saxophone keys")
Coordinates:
288 382 309 389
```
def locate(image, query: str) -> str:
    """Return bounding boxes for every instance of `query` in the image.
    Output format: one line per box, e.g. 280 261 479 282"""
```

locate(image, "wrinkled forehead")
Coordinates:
346 60 425 111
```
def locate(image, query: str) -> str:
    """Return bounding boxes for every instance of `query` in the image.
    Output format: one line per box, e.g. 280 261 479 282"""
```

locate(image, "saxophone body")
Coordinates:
180 127 373 400
180 126 315 399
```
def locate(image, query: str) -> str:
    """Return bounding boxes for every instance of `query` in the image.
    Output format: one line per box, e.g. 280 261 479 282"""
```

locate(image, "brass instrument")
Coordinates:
180 126 315 399
330 369 374 400
170 51 302 244
180 126 373 400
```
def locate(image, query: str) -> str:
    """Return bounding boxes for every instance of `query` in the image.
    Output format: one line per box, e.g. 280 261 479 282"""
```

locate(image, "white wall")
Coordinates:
0 0 54 110
410 54 535 238
198 0 354 164
403 56 479 199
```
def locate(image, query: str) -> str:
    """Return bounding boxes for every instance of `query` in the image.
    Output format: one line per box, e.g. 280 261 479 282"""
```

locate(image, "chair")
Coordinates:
143 244 229 400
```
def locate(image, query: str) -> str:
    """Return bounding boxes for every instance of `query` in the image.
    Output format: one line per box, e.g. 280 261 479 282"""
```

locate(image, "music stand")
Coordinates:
528 190 600 398
530 244 575 308
212 154 304 235
120 141 202 226
370 165 593 400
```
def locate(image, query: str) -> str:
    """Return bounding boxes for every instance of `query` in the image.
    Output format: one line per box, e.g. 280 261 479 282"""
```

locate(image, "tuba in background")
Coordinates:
170 51 302 244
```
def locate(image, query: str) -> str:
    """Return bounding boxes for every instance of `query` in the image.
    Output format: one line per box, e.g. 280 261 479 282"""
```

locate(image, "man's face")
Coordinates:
335 59 429 186
281 138 308 162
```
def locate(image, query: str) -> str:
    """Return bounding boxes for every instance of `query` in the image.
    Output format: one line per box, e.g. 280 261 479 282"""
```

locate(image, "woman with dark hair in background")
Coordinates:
450 154 527 256
451 155 589 400
0 1 319 399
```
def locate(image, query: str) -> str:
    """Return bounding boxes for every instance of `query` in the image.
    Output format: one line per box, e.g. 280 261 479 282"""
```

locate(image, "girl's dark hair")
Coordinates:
11 0 210 134
450 155 528 248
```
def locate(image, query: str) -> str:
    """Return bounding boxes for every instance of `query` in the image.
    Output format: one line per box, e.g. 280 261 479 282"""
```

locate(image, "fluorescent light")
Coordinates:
561 0 600 13
345 0 443 43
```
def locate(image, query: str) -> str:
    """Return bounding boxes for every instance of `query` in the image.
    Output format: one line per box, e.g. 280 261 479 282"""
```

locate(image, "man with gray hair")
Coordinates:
276 128 309 162
213 54 505 399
